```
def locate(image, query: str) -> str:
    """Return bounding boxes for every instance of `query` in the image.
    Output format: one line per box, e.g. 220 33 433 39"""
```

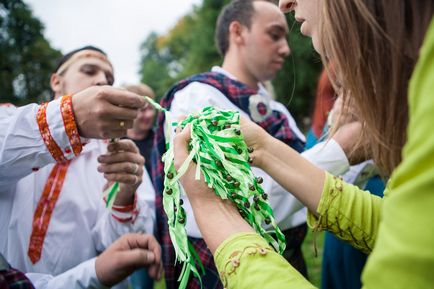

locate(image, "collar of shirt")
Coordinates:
210 66 270 99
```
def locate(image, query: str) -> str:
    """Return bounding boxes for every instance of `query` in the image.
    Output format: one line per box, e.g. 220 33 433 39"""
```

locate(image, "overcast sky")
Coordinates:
24 0 201 86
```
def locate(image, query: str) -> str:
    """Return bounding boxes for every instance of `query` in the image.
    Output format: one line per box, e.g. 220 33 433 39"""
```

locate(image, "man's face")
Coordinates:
132 105 156 133
279 0 321 52
52 52 114 98
241 1 290 82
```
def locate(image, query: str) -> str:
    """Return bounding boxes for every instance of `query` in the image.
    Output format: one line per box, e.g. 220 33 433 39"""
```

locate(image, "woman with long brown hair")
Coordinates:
172 0 434 288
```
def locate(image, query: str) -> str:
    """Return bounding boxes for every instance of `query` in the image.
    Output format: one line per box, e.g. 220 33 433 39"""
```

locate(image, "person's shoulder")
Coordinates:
0 103 17 114
174 78 223 97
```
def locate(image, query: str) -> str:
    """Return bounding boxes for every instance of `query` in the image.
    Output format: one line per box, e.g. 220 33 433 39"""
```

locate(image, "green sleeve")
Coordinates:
361 18 434 289
307 172 383 253
214 232 316 289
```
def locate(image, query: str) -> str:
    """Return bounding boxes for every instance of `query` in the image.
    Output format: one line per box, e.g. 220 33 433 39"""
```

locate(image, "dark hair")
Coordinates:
214 0 260 56
53 45 107 74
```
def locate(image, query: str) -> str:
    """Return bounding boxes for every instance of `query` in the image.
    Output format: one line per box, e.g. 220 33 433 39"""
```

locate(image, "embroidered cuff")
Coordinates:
37 101 67 163
42 96 83 162
106 193 139 224
60 95 82 157
215 232 272 289
307 172 374 254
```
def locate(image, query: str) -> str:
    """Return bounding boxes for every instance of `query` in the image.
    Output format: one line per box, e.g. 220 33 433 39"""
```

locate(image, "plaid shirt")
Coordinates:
151 72 305 289
0 254 35 289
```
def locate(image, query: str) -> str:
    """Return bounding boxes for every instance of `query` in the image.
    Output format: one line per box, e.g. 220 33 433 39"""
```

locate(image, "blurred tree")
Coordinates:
139 0 321 124
0 0 61 105
139 32 173 98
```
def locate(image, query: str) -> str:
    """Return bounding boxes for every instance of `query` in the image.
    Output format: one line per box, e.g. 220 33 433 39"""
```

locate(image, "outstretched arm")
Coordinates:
0 86 147 190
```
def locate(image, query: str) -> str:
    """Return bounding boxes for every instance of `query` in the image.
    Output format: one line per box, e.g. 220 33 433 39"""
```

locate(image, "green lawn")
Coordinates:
302 230 324 287
153 230 324 289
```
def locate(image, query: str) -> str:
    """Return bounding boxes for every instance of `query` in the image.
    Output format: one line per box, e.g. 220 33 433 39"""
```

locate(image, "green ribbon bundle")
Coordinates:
161 105 286 288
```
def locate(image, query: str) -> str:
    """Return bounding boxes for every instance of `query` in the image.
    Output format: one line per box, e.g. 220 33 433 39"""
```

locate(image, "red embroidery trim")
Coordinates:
60 95 82 157
111 214 133 223
28 161 70 264
36 103 66 163
111 193 137 213
105 192 139 223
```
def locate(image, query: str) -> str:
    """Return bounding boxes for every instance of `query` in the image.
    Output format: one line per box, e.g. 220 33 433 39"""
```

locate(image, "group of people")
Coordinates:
1 1 434 289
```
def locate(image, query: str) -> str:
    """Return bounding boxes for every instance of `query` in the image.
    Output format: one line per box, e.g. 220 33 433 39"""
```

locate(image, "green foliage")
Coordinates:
0 0 61 104
139 32 173 98
139 0 322 123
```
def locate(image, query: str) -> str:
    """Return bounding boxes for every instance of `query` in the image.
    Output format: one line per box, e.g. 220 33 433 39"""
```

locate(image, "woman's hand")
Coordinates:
239 116 270 168
173 124 215 202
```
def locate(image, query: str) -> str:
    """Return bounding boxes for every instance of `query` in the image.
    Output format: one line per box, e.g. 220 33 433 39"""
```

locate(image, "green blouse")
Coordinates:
214 18 434 289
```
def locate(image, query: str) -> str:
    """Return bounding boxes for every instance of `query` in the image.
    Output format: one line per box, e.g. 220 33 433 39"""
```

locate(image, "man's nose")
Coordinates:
93 71 109 86
279 39 291 57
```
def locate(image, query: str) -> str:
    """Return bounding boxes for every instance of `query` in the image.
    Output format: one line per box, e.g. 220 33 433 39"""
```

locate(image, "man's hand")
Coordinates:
329 96 371 165
95 233 162 287
333 121 371 165
72 86 147 139
97 139 145 206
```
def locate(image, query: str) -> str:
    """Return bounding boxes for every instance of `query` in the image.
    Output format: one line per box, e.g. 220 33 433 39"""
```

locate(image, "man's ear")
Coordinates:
229 21 247 47
50 73 62 95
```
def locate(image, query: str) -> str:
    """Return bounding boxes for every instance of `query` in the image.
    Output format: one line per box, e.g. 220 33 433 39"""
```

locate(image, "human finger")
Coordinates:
107 139 140 154
98 162 143 176
98 152 143 165
104 173 142 185
101 86 147 109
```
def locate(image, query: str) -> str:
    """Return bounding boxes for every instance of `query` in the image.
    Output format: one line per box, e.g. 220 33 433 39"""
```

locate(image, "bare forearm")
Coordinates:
180 158 254 254
190 193 254 254
256 135 326 213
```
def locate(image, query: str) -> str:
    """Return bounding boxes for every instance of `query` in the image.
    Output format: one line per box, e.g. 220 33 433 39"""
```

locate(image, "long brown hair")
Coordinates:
320 1 433 176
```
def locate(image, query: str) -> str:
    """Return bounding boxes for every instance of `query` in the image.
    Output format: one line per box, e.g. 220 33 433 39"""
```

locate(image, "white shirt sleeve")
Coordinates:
26 258 109 289
134 170 156 235
301 139 350 176
0 99 79 190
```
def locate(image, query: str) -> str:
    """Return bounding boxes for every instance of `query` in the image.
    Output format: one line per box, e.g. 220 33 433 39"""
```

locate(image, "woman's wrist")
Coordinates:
250 132 274 169
189 192 254 253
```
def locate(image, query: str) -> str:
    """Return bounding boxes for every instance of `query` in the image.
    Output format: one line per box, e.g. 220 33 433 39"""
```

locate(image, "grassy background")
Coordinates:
153 230 324 289
302 230 324 287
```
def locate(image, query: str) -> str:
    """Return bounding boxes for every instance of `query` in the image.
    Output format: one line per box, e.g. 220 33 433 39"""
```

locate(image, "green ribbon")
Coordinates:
103 139 121 210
